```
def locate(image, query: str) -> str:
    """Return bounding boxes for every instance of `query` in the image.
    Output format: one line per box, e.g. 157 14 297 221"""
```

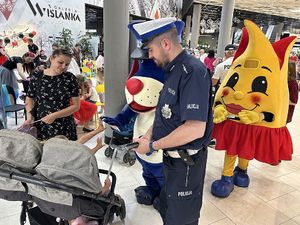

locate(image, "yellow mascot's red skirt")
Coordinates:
212 120 293 165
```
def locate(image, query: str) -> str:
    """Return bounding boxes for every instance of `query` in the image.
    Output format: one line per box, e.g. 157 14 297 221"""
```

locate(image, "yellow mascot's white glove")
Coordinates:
213 105 229 124
238 110 263 124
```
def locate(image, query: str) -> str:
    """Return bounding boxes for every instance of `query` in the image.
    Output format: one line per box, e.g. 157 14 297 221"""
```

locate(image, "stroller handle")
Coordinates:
0 168 120 205
105 142 139 184
121 142 139 150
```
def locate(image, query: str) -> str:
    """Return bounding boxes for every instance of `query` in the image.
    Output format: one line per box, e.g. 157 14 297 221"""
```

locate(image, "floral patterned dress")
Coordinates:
27 71 79 141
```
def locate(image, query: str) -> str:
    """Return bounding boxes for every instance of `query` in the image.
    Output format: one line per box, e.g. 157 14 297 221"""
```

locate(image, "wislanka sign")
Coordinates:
26 0 81 22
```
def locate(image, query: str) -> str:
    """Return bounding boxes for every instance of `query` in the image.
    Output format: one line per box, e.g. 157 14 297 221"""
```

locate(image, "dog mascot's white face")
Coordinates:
125 59 164 113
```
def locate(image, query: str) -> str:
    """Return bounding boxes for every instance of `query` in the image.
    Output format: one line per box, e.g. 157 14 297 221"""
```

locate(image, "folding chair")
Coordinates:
1 84 27 125
0 81 7 128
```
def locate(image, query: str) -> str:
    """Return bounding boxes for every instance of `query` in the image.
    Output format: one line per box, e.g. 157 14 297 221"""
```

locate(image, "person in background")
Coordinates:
290 52 298 63
204 49 216 74
83 79 99 104
28 38 39 55
96 52 104 88
27 38 40 66
0 52 33 92
96 52 104 71
287 61 298 123
296 61 300 90
212 44 237 87
199 49 207 63
37 49 47 66
23 61 36 78
73 43 82 67
22 49 80 141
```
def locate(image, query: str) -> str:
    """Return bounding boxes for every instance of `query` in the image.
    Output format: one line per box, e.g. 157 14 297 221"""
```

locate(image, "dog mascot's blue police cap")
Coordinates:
128 17 185 58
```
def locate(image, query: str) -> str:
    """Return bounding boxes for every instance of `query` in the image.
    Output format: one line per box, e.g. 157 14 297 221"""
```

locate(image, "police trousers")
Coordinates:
159 147 208 225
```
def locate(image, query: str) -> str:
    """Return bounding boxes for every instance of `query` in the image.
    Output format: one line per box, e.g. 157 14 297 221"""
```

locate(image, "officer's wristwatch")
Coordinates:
147 141 156 155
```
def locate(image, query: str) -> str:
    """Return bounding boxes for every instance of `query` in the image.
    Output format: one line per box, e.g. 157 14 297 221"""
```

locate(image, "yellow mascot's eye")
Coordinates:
224 73 239 90
250 76 268 96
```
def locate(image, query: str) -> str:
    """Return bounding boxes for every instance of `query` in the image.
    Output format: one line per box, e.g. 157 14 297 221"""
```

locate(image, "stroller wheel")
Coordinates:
123 151 136 166
115 196 126 220
104 146 113 158
128 151 136 166
108 214 114 224
119 198 126 220
123 153 129 164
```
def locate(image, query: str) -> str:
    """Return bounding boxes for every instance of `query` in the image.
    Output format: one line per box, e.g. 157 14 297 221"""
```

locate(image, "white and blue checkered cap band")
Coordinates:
133 17 176 38
132 17 181 43
128 17 185 50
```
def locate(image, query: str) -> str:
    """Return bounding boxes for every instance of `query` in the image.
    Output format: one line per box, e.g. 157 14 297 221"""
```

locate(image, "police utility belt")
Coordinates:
165 149 198 158
164 149 201 166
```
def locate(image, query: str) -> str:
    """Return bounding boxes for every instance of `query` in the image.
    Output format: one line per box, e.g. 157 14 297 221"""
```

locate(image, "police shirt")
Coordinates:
152 50 213 151
212 57 233 84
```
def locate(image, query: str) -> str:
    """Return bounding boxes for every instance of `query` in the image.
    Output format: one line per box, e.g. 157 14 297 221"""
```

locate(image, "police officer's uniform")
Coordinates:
152 50 213 225
129 17 213 225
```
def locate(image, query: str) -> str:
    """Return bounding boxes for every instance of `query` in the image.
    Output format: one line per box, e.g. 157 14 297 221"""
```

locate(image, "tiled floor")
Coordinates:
1 102 300 225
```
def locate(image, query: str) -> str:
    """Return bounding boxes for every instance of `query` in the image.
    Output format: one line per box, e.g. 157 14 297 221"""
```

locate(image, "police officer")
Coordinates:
212 44 237 87
133 17 213 225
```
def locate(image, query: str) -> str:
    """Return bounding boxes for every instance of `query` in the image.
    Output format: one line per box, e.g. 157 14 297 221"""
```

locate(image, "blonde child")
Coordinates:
83 79 99 104
74 75 97 132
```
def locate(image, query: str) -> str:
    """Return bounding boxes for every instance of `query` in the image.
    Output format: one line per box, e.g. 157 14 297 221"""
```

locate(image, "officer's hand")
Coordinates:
213 105 229 124
238 110 263 124
133 137 150 155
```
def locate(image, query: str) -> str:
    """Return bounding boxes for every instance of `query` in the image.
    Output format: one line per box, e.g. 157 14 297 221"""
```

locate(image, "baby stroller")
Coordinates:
101 105 137 166
0 129 135 225
104 128 136 166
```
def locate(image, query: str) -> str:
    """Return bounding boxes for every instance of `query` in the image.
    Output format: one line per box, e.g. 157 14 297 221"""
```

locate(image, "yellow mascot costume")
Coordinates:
211 20 296 198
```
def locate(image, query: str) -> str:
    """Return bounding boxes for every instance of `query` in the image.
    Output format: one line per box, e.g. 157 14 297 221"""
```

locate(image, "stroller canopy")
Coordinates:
0 129 42 171
36 137 102 194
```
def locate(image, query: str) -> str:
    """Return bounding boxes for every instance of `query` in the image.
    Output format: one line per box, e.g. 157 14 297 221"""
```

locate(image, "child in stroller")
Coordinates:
0 129 129 225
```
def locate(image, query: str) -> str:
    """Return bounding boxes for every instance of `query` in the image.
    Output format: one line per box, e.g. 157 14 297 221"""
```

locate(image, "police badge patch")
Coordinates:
161 104 172 119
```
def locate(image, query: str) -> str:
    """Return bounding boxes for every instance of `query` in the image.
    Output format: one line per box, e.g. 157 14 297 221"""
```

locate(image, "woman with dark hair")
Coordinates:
0 52 33 91
23 61 36 77
204 49 216 74
287 61 298 123
22 49 80 141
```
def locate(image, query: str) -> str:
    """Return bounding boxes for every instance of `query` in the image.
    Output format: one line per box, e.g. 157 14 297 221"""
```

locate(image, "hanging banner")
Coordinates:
0 0 85 56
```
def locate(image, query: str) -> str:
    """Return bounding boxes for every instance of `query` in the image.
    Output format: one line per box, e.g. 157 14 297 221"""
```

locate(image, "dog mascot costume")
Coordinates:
126 57 165 206
102 58 164 205
211 20 296 198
